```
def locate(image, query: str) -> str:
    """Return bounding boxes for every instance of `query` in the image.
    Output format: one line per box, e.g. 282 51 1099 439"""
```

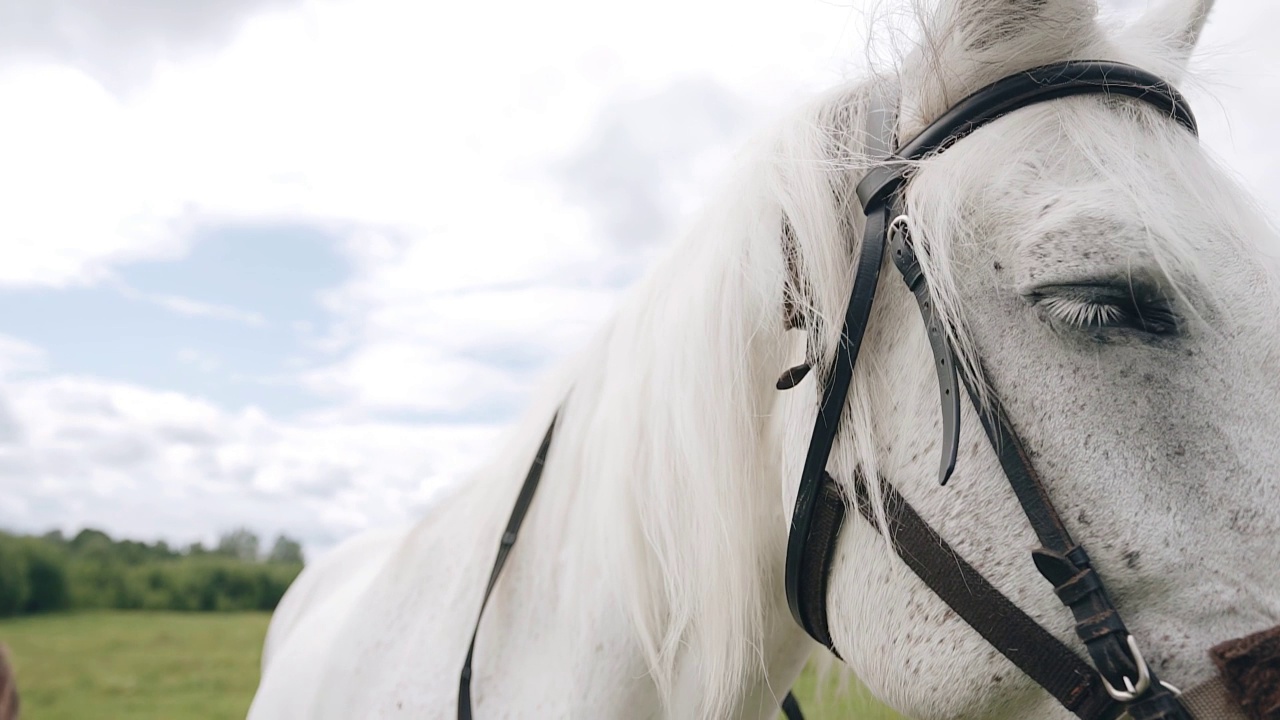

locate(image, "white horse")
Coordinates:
248 0 1280 717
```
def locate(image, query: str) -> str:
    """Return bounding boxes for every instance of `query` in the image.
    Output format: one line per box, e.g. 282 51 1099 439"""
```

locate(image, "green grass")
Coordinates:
1 612 270 720
0 611 905 719
787 666 908 720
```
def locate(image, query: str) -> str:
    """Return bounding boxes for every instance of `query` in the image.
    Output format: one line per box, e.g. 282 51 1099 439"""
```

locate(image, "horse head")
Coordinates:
774 0 1280 717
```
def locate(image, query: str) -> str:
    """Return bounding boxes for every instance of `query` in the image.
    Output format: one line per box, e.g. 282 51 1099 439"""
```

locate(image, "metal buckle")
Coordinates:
1099 635 1184 702
1101 635 1153 701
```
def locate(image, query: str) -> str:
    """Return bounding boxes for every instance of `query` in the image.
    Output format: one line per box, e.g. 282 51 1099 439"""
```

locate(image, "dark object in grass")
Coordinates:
0 642 19 720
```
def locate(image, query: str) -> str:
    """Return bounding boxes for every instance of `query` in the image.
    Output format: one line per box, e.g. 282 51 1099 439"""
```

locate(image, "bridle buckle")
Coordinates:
1101 635 1153 702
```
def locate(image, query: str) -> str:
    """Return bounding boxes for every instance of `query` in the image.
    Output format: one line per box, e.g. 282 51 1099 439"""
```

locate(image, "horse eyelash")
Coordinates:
1037 295 1125 329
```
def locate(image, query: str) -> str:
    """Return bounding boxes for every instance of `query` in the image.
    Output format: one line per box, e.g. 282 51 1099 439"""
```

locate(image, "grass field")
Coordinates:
0 611 905 719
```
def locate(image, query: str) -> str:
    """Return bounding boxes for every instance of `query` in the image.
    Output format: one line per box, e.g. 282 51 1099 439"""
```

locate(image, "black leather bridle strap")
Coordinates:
785 83 900 647
459 412 559 720
846 470 1123 720
855 61 1198 210
963 382 1188 719
785 200 892 649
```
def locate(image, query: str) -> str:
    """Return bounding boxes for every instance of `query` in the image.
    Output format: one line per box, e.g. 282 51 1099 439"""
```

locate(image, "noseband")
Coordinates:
783 61 1226 720
459 61 1269 720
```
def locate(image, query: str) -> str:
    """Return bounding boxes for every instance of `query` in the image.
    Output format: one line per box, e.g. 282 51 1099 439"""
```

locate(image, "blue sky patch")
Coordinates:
0 223 349 416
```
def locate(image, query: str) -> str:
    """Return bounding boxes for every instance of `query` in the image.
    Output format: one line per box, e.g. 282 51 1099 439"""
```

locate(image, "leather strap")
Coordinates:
459 413 559 720
855 61 1198 211
794 481 849 655
886 217 960 485
784 81 900 647
781 690 806 720
845 471 1124 719
784 199 892 644
966 384 1185 718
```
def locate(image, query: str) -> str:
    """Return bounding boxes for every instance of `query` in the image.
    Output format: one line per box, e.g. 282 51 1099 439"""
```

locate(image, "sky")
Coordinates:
1 0 1278 557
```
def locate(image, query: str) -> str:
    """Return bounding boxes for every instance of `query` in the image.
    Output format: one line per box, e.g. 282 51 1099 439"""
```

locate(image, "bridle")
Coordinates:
458 61 1266 720
782 60 1243 720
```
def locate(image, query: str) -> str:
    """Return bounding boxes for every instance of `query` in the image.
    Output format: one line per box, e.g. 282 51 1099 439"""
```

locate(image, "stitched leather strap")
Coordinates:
886 217 960 485
855 61 1198 210
968 387 1186 718
785 198 893 644
840 471 1123 719
785 81 901 646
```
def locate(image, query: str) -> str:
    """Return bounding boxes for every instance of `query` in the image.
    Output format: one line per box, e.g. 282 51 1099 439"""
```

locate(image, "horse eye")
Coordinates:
1026 283 1181 337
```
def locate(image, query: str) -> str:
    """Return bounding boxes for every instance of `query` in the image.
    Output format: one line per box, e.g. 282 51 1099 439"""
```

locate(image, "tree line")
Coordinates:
0 527 305 617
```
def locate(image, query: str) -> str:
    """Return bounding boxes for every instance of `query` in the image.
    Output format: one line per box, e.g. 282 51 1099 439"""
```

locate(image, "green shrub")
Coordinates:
0 536 30 616
18 537 70 613
0 527 305 616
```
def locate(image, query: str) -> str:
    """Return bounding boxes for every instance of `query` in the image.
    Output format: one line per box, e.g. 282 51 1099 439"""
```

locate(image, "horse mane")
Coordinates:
474 2 1278 717
500 75 892 719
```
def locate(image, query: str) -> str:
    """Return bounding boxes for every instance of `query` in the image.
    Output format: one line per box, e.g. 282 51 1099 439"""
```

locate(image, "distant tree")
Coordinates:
19 538 68 613
267 536 304 565
0 527 305 615
70 528 112 548
69 528 114 558
0 538 29 617
215 529 260 562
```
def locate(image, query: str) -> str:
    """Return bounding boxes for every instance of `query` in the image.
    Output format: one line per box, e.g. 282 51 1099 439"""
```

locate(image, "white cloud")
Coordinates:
0 335 47 378
557 78 759 248
305 277 619 414
0 354 501 551
113 282 269 327
0 0 304 95
0 0 860 290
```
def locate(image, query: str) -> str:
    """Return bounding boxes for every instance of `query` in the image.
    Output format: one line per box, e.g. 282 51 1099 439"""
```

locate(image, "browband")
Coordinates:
855 61 1198 209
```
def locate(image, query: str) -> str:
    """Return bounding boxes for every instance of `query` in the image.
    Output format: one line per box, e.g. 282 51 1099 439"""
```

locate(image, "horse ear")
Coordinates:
1121 0 1214 69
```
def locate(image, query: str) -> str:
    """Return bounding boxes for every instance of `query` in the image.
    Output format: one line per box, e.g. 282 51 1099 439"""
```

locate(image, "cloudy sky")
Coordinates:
1 0 1277 556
